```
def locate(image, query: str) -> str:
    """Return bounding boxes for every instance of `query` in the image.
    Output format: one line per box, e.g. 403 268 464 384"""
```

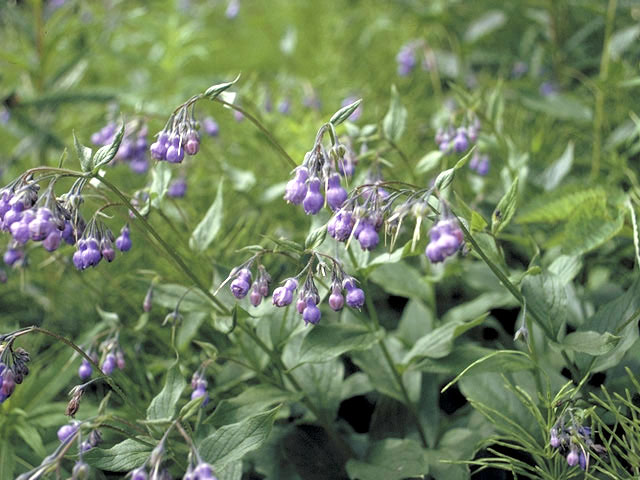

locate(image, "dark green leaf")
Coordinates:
522 272 567 339
199 406 281 470
84 439 152 472
190 178 224 252
563 195 624 256
296 323 382 365
346 438 428 480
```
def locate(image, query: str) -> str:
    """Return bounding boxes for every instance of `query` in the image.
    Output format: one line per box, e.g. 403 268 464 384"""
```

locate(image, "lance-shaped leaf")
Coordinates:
146 360 186 421
93 121 125 170
190 178 224 252
205 74 241 99
73 131 93 172
382 85 407 142
84 438 153 471
330 99 362 126
492 176 519 235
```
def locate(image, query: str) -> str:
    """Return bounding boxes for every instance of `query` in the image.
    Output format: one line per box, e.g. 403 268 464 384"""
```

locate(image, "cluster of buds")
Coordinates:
91 121 150 174
435 116 480 155
150 102 202 164
130 440 216 480
550 418 603 471
425 217 464 263
57 422 102 452
1 181 81 267
284 124 353 215
229 264 272 307
469 151 490 176
99 338 125 376
190 370 210 406
72 221 131 271
0 346 30 403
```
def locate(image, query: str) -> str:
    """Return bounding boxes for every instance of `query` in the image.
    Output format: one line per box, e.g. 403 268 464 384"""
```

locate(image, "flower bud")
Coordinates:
328 287 344 311
78 359 92 380
57 423 78 443
272 286 294 307
326 174 347 211
302 298 321 325
250 286 262 307
284 167 309 205
566 448 579 467
303 178 324 215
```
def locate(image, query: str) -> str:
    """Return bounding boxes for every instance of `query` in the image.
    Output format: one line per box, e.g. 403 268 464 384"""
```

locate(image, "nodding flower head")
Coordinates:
303 178 324 215
356 221 379 251
57 423 78 443
396 43 417 76
150 132 170 160
344 278 365 309
230 268 252 299
78 359 92 380
566 447 579 467
425 219 463 263
302 298 321 325
184 132 200 156
115 225 132 252
326 174 347 211
101 353 116 375
4 247 23 266
165 136 185 164
249 284 262 307
453 130 468 153
328 285 344 311
284 167 309 205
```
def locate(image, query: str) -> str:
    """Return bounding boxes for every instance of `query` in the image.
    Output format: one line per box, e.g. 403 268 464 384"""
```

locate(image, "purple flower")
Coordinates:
116 350 126 369
328 286 344 311
165 136 185 163
167 178 188 198
278 98 291 115
356 221 379 251
78 359 92 380
330 210 354 242
102 353 116 375
249 285 262 307
203 117 219 137
57 423 78 443
566 448 579 467
184 133 200 156
326 174 347 211
284 167 309 205
396 44 416 76
425 220 463 263
233 110 245 122
115 225 132 252
476 155 489 176
150 132 169 160
345 281 365 309
225 0 239 19
131 468 148 480
303 178 324 215
82 238 102 267
231 268 252 299
302 298 321 325
453 130 468 153
296 298 306 314
272 286 293 307
539 81 558 97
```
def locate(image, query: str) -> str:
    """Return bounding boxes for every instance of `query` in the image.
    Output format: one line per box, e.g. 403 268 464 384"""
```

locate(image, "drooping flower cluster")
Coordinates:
78 351 98 381
435 115 480 155
99 338 125 376
150 101 204 164
550 416 604 471
91 121 150 173
0 347 30 403
190 370 210 406
425 218 464 263
128 439 217 480
469 151 490 176
228 264 272 307
284 124 351 215
72 220 131 271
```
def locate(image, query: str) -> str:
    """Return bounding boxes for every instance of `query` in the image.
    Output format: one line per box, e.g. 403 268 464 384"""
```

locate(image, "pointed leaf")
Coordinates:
93 121 125 170
562 331 620 355
146 360 186 421
540 142 573 191
330 99 362 126
382 85 407 142
73 131 93 172
346 439 428 480
149 162 172 208
190 178 224 252
492 176 519 235
85 439 152 471
297 323 382 366
199 406 281 470
205 74 241 99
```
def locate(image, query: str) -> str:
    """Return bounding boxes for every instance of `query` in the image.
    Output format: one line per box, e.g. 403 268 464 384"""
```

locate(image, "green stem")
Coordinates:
13 326 144 417
94 174 230 315
212 98 297 169
364 288 428 447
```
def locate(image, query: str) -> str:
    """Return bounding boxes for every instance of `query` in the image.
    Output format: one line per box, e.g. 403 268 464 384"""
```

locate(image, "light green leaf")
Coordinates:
416 150 443 174
433 147 475 191
296 323 382 365
562 331 620 355
402 314 486 364
304 224 327 250
330 99 362 126
146 360 186 421
520 93 592 122
0 440 15 480
154 284 213 313
84 439 152 471
522 272 567 339
563 195 624 256
149 162 172 208
518 187 606 224
368 261 432 303
93 121 125 170
540 142 573 191
217 461 243 480
73 131 93 172
189 178 224 252
608 25 640 60
382 85 407 142
205 74 241 99
199 406 281 470
346 439 428 480
96 305 119 326
492 176 518 235
549 255 582 286
464 10 506 43
628 200 640 270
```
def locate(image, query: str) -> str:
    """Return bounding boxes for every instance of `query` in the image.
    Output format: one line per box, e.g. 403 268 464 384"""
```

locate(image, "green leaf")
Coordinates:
346 439 428 480
146 360 186 421
291 359 345 419
189 178 224 252
491 176 518 235
464 10 506 43
563 194 624 256
520 93 592 122
402 314 487 365
416 150 443 174
149 162 172 208
154 284 214 313
548 255 582 286
217 461 243 480
608 25 640 60
73 131 93 172
540 142 573 191
96 305 120 326
15 419 46 458
84 438 152 471
0 440 15 480
199 406 281 470
305 224 327 250
562 331 620 355
382 85 407 142
628 200 640 270
93 121 125 170
207 385 298 427
522 272 567 339
205 74 241 99
330 99 362 126
368 261 432 302
518 187 606 224
296 323 382 365
433 147 475 191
